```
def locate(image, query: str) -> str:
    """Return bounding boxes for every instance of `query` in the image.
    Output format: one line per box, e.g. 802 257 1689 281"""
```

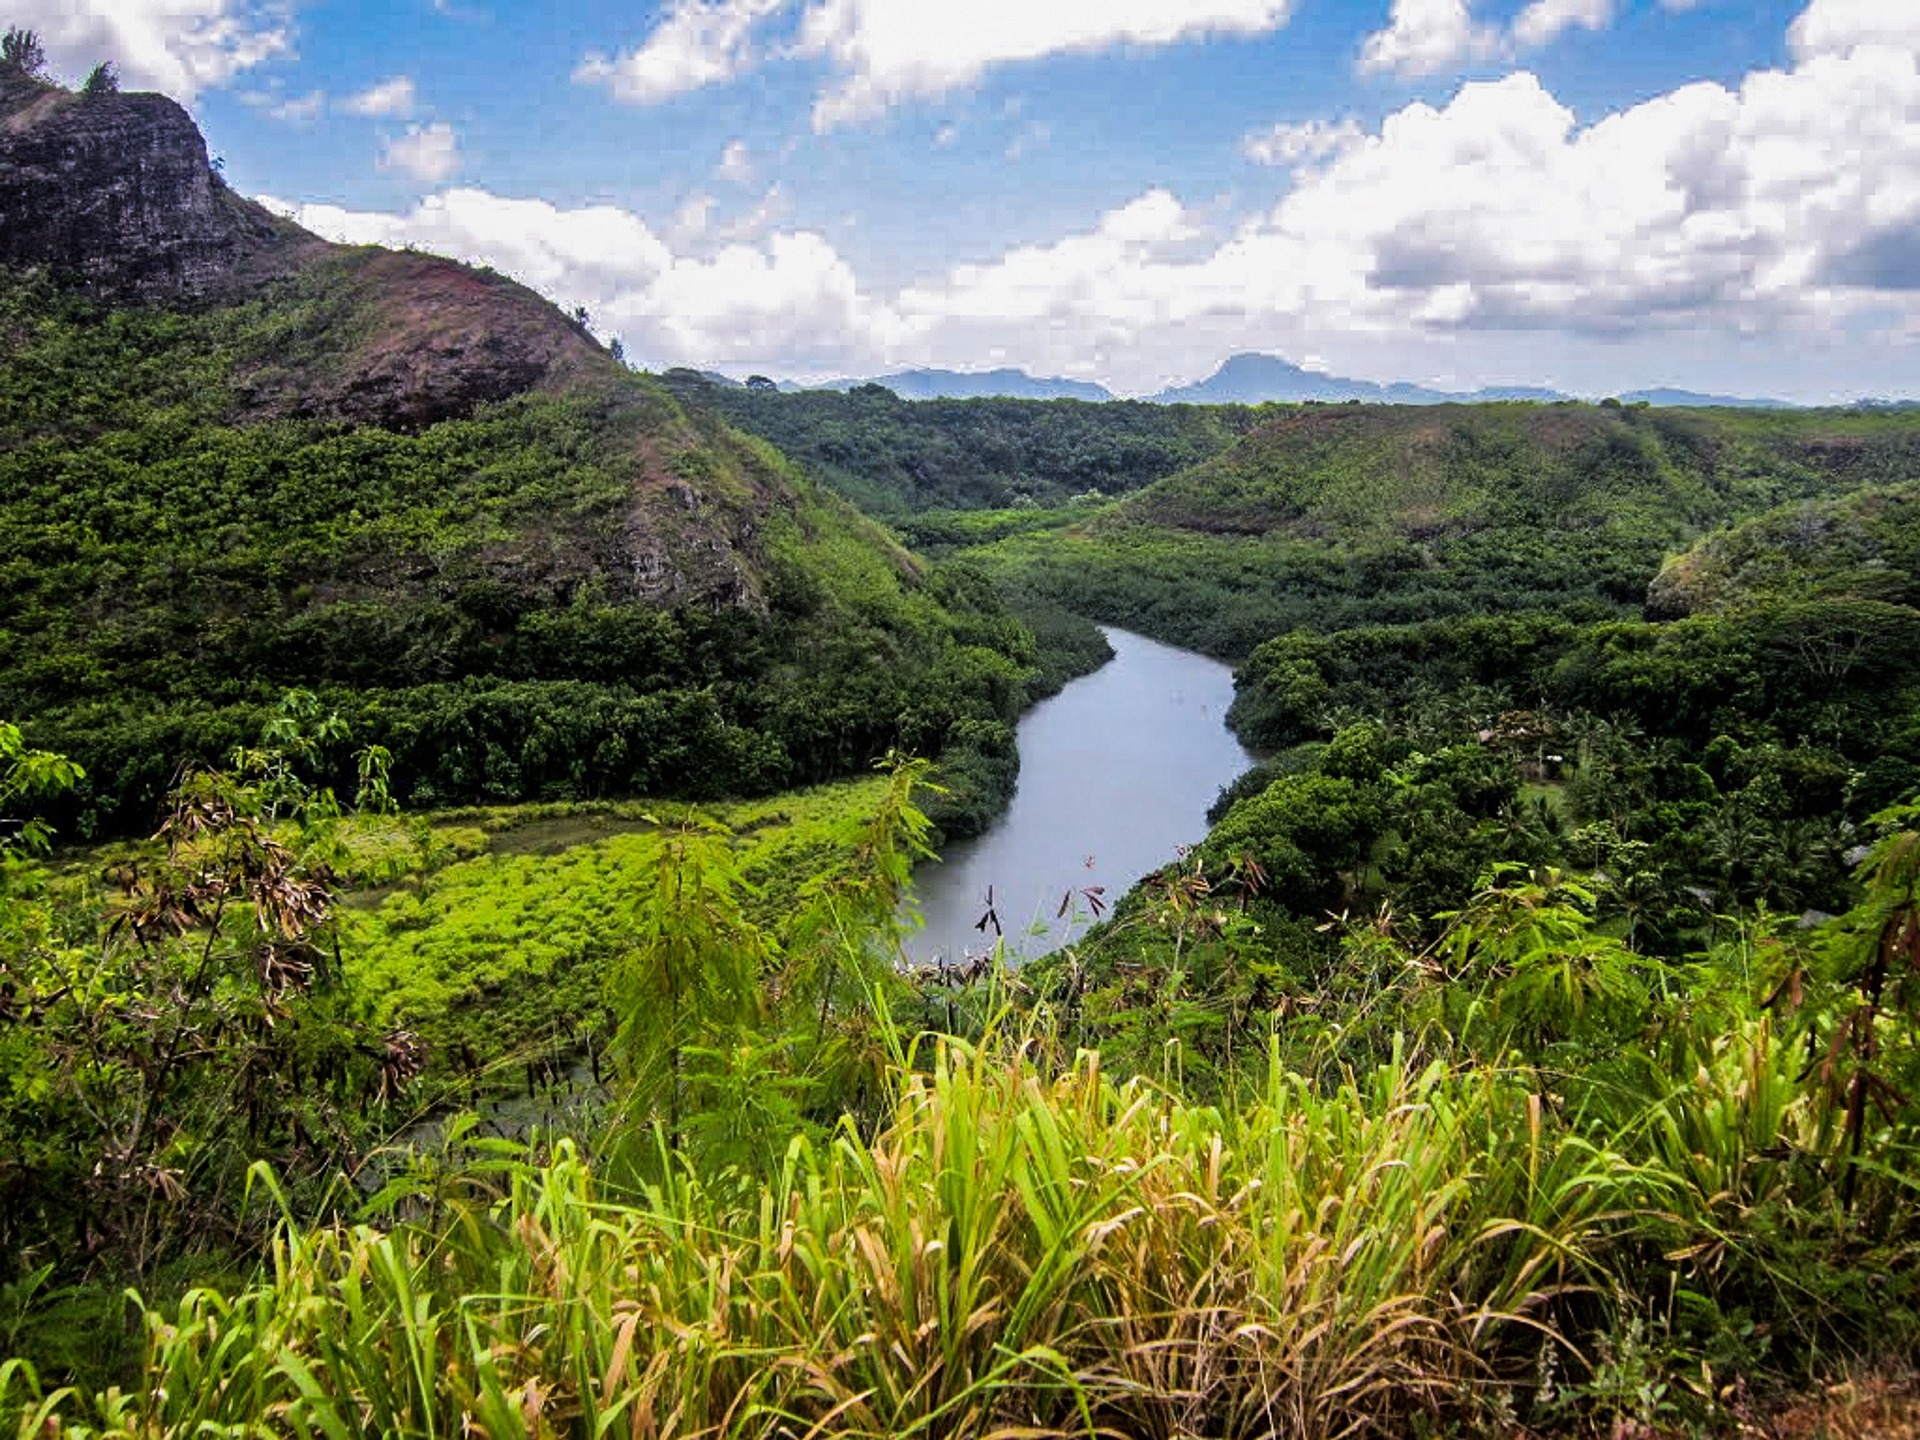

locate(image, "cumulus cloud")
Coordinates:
1243 117 1364 167
267 188 894 374
341 74 416 117
574 0 785 104
380 122 461 184
267 0 1920 395
7 0 291 99
892 11 1920 387
1789 0 1920 59
575 0 1295 124
1358 0 1498 79
1511 0 1613 50
797 0 1295 128
1360 0 1617 80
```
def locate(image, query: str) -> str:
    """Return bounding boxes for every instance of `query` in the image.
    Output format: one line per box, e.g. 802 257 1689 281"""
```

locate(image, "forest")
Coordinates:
5 53 1920 1437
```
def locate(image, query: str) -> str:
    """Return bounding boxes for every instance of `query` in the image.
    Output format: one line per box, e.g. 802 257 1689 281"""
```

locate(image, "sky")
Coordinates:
15 0 1920 400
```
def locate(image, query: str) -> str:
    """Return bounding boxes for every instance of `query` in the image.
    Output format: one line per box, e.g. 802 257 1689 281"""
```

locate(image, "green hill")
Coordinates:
964 400 1920 658
0 80 1034 836
1647 479 1920 617
660 371 1260 514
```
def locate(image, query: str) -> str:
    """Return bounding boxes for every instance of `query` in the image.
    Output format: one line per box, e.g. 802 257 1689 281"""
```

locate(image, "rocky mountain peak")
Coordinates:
0 67 303 299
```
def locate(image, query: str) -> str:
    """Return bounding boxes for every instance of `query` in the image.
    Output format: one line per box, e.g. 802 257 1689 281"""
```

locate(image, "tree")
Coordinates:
0 722 83 859
0 26 46 77
81 61 117 96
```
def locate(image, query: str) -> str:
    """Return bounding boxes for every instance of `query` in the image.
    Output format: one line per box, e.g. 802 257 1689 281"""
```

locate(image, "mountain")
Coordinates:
1150 353 1803 410
817 368 1115 402
0 65 311 299
0 66 1031 832
1149 353 1424 405
1619 387 1792 409
1148 353 1572 406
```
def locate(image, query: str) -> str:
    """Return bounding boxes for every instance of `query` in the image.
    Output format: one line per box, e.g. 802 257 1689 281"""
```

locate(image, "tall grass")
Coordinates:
4 1031 1662 1439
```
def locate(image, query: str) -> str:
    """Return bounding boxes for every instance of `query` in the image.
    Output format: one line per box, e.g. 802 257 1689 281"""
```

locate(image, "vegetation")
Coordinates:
7 94 1920 1426
960 401 1920 659
2 731 1918 1434
661 372 1261 515
0 269 1048 839
0 25 44 77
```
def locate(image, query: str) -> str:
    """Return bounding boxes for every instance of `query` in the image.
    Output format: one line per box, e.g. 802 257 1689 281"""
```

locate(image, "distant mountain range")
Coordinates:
1615 387 1792 409
725 354 1846 409
1149 354 1797 408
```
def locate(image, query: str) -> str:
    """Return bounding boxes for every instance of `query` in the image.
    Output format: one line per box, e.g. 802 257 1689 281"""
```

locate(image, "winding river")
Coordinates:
906 627 1255 965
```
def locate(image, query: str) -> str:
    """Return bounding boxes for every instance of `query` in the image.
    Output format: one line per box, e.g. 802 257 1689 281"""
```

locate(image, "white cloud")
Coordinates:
718 139 753 182
267 188 893 374
799 0 1295 128
342 74 416 117
1243 117 1364 167
574 0 785 104
8 0 291 99
1511 0 1613 50
263 88 326 123
1361 0 1620 80
885 17 1920 390
1789 0 1920 59
261 2 1920 397
380 122 461 184
575 0 1296 125
1358 0 1497 79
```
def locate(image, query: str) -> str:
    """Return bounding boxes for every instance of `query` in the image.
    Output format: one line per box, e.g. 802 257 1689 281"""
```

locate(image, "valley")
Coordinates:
3 41 1920 1440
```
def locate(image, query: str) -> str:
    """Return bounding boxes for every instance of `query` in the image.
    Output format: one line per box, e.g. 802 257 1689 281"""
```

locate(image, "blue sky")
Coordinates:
18 0 1920 399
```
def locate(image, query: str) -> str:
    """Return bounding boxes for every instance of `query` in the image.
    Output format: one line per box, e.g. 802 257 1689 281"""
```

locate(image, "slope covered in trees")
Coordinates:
660 370 1261 514
963 400 1920 657
0 68 1043 838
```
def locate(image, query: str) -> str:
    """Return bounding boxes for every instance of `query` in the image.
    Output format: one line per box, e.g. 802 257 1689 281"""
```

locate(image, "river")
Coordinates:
906 627 1255 965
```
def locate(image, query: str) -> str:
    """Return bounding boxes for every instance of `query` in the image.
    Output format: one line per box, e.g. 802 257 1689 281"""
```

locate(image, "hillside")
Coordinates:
661 370 1260 514
1647 479 1920 617
0 72 1034 835
964 400 1920 657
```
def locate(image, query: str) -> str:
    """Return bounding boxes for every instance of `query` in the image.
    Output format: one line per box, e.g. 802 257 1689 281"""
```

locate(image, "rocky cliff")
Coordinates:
0 68 308 298
0 65 617 432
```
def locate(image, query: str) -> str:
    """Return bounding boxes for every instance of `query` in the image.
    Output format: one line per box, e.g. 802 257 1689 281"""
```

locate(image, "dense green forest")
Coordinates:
7 52 1920 1437
659 370 1261 515
955 401 1920 657
0 268 1060 841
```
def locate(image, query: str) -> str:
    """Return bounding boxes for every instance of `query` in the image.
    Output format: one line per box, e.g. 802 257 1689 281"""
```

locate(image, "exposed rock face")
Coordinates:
232 249 614 429
0 69 296 298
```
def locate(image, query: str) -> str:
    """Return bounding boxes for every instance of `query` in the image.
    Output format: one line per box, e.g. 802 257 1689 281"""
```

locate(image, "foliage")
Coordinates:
661 372 1262 515
0 25 44 76
0 270 1037 834
0 1037 1686 1439
0 710 406 1292
959 401 1920 661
